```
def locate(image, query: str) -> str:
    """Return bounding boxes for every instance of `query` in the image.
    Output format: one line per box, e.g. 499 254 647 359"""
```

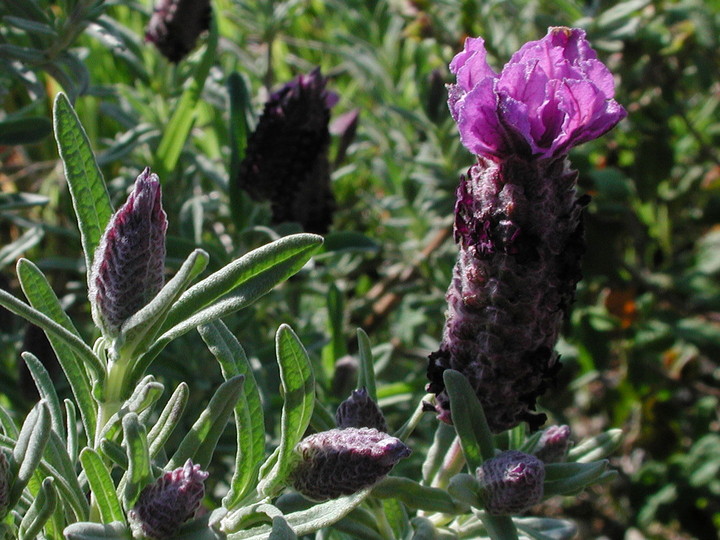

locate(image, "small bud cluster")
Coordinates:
534 425 571 463
291 428 411 501
476 450 545 516
89 168 167 338
335 387 388 432
128 459 208 539
146 0 212 63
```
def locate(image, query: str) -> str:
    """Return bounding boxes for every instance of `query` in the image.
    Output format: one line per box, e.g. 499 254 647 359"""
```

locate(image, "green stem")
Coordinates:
479 512 519 540
394 396 431 441
431 436 465 490
369 500 395 540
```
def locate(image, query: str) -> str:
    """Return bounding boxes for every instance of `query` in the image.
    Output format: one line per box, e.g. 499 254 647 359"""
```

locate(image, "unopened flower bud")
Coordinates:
335 388 388 432
146 0 212 63
0 451 9 515
128 459 208 539
476 450 545 515
292 428 411 501
237 68 337 233
534 425 571 463
89 168 167 338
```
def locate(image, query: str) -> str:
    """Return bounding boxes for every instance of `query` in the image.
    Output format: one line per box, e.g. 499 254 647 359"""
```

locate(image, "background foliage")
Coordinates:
1 0 719 538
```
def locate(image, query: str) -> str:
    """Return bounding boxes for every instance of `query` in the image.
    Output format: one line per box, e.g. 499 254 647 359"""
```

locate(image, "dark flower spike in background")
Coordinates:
89 168 167 338
476 450 545 516
237 68 338 234
291 427 411 501
146 0 212 63
0 451 9 517
128 459 209 539
428 27 626 433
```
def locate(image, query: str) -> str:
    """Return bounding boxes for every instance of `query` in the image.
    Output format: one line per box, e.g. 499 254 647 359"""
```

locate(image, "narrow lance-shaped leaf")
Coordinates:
21 352 65 441
52 92 113 281
121 414 152 510
63 521 130 539
198 321 264 508
8 401 51 511
18 477 57 540
147 383 189 459
356 328 377 402
80 448 125 524
167 375 245 471
257 325 315 498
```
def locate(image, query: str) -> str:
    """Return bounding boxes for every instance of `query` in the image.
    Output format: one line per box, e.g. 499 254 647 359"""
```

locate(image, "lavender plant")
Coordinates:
0 27 627 540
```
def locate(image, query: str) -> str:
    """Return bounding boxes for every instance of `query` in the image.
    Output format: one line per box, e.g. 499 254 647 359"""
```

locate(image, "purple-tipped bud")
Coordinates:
534 425 572 463
0 451 9 515
335 388 388 432
428 28 625 433
476 450 545 515
128 459 208 539
292 427 411 501
237 68 337 234
146 0 211 63
89 168 167 338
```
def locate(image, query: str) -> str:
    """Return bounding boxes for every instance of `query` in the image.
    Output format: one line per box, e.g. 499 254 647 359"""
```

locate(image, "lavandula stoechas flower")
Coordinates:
335 387 388 432
89 168 167 339
237 69 338 234
128 460 208 539
476 450 545 515
146 0 211 63
534 425 571 463
427 28 626 432
291 428 411 501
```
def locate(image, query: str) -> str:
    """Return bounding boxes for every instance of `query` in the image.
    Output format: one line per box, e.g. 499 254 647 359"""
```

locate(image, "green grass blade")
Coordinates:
257 325 315 498
52 92 113 281
199 321 265 508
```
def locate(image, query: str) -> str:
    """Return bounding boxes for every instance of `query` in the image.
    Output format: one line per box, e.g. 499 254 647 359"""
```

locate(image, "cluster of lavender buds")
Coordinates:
237 69 337 234
476 450 545 516
128 460 208 539
146 0 211 63
427 27 626 433
291 389 410 501
291 427 411 501
534 424 572 463
88 168 167 339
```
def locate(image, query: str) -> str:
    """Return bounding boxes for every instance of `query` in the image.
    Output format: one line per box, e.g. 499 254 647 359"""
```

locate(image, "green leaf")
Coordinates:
147 383 189 459
121 414 152 509
154 18 218 177
268 517 297 540
513 517 577 540
118 248 209 360
198 322 264 508
18 477 57 540
63 521 130 539
44 430 88 518
16 258 98 443
80 448 125 524
167 375 245 471
130 234 322 382
443 369 495 469
65 399 79 462
20 352 64 441
543 461 610 497
321 284 346 381
567 429 622 463
356 328 377 401
8 401 51 512
0 226 43 269
0 192 49 211
371 476 467 514
96 376 165 444
257 325 315 498
52 92 113 282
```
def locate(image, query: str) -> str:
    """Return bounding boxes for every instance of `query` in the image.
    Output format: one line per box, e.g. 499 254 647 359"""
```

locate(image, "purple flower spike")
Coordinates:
476 450 545 516
292 428 411 501
448 27 626 160
534 425 572 463
128 459 209 539
89 168 167 338
237 68 337 234
335 388 388 432
146 0 212 63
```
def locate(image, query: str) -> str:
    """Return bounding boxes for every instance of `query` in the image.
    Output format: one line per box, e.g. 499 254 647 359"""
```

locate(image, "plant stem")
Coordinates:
479 512 519 540
431 436 465 490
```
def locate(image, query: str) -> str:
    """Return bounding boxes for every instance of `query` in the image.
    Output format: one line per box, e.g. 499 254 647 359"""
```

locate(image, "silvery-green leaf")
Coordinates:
80 448 125 524
121 413 152 509
567 430 622 463
18 477 56 540
21 352 64 441
372 476 467 514
8 401 51 512
514 517 578 540
147 383 189 459
63 521 130 539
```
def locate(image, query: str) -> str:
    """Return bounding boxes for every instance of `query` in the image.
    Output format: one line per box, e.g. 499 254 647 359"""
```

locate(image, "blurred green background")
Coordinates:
1 0 719 538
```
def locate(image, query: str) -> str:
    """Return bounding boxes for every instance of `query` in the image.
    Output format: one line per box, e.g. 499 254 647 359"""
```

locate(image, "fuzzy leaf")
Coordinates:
80 448 125 524
121 414 152 509
18 477 57 540
147 383 189 459
8 402 51 511
63 521 130 539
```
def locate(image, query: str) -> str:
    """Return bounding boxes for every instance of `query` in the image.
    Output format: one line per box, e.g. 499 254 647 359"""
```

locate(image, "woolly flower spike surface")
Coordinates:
89 168 167 338
448 27 626 160
335 387 388 432
292 428 411 501
128 459 209 539
237 68 338 234
476 450 545 516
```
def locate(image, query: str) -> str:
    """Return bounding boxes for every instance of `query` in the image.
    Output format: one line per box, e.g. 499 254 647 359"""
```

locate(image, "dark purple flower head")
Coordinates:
237 69 337 234
448 27 626 160
0 451 9 515
476 450 545 515
89 168 167 338
335 388 388 432
292 427 411 501
146 0 211 63
128 459 208 539
534 425 572 463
